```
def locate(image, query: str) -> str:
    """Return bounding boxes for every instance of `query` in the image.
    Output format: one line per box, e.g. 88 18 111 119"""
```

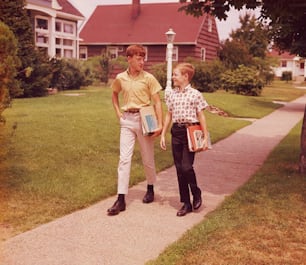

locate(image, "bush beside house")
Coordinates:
0 21 20 118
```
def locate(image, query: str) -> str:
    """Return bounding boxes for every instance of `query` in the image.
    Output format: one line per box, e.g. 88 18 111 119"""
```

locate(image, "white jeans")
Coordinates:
117 112 156 194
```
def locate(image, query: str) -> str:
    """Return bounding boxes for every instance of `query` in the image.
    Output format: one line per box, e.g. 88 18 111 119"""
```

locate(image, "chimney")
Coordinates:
131 0 140 19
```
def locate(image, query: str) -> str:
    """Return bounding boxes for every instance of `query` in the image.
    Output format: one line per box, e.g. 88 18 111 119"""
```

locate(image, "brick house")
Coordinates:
25 0 84 59
79 0 220 72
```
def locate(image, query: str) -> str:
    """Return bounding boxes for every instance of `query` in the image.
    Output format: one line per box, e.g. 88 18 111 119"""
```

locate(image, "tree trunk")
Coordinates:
299 105 306 173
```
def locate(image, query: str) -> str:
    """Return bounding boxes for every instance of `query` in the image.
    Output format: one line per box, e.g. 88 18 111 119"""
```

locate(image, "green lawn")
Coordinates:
0 81 304 239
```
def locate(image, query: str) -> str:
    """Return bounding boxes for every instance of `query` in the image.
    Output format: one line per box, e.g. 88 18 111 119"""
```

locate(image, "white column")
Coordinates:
49 16 56 58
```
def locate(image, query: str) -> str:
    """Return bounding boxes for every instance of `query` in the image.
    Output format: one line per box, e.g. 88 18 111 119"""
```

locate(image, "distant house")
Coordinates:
268 48 306 81
79 0 220 73
25 0 84 59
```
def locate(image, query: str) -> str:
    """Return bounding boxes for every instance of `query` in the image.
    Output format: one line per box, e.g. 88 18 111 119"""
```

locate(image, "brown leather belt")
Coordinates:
124 109 140 113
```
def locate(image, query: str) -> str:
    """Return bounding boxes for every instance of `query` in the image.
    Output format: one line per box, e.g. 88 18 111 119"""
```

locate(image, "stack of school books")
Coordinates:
140 105 158 136
187 124 212 152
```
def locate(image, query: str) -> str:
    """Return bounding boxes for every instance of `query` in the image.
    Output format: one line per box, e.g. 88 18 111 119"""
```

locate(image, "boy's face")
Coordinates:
128 54 145 73
172 68 188 88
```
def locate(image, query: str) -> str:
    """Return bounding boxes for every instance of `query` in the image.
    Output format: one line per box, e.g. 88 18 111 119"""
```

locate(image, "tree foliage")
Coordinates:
86 55 110 84
151 59 226 92
0 21 21 116
179 0 306 57
230 14 269 58
218 14 269 70
260 1 306 57
217 14 272 94
0 0 50 97
187 58 226 92
218 39 253 69
49 59 86 91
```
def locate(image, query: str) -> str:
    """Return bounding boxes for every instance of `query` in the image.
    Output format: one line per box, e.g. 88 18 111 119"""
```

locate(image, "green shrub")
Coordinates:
151 63 167 89
23 51 52 97
151 59 225 92
0 21 21 115
281 71 292 82
221 65 264 96
187 59 225 92
84 55 110 85
49 59 85 90
109 55 128 72
262 70 275 85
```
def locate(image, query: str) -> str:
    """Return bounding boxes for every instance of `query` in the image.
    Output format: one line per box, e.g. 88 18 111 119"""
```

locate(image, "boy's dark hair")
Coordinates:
126 45 146 58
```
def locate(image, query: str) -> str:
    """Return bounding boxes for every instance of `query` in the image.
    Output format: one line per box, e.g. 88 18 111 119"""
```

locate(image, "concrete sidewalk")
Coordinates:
1 95 305 265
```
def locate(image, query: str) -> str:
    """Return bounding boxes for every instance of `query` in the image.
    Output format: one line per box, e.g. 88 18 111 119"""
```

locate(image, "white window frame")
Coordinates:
63 49 73 58
79 47 88 60
63 23 74 34
36 16 48 30
54 19 77 58
107 46 118 59
35 16 49 48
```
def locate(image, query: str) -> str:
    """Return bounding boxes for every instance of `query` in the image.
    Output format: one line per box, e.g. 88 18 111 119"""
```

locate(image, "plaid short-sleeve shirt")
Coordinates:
166 84 208 123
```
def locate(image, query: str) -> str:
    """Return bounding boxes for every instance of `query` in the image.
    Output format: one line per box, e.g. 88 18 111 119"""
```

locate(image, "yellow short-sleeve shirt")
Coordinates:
112 70 162 111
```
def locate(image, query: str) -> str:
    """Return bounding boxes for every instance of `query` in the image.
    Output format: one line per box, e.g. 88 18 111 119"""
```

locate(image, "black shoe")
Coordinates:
107 199 126 216
177 203 192 217
142 190 154 203
193 196 202 210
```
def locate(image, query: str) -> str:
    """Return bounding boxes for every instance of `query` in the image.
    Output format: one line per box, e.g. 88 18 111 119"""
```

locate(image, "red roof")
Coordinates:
267 48 296 59
57 0 84 18
80 3 211 45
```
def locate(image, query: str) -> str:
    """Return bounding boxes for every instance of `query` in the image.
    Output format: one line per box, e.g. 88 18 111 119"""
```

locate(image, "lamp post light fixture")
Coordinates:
165 28 176 92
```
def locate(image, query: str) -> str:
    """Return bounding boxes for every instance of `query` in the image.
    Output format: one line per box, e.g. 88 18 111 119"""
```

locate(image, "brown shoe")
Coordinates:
107 199 126 216
177 203 192 217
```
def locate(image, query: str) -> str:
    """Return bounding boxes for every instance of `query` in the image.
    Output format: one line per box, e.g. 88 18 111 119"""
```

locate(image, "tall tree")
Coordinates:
179 0 306 57
260 1 306 57
0 0 50 97
218 39 253 69
230 14 269 59
0 21 21 116
219 13 269 69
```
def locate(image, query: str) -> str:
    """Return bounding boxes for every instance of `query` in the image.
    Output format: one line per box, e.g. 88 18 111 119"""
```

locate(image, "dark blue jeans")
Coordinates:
171 124 201 204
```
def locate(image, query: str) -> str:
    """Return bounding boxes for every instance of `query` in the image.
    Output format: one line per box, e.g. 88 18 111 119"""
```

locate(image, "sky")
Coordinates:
69 0 258 41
